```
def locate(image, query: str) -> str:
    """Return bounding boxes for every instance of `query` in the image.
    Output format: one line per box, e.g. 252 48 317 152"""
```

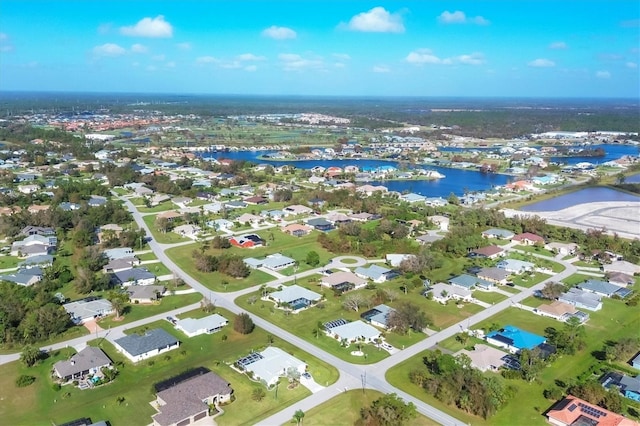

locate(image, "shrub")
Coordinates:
233 313 255 334
16 375 36 387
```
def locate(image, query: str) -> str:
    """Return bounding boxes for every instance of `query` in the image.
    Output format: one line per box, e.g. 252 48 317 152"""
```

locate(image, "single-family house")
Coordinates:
497 259 535 274
112 268 156 287
415 233 444 245
426 282 473 304
578 279 631 299
171 196 192 208
325 319 381 344
207 218 234 231
230 234 264 248
53 346 112 382
127 285 166 304
320 271 367 292
360 304 395 329
104 247 135 260
236 347 306 387
88 195 107 207
512 232 545 246
400 193 426 203
477 267 511 285
18 254 54 269
236 213 263 226
284 204 313 216
455 344 507 372
244 196 268 205
559 288 603 311
385 254 415 268
607 272 636 287
326 212 351 225
632 354 640 370
603 261 640 276
354 264 397 283
306 218 334 232
173 224 201 239
535 301 589 323
546 395 638 426
449 274 494 290
427 215 450 231
468 245 504 259
269 285 322 311
545 242 579 256
113 328 180 363
59 202 81 211
281 223 313 237
151 368 233 426
260 253 297 271
156 210 183 222
486 325 546 354
174 314 228 338
103 257 139 273
600 372 640 402
481 228 515 240
63 298 114 324
19 225 55 237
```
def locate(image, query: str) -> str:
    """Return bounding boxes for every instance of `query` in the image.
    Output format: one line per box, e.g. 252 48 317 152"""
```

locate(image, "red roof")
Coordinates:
547 395 639 426
513 232 544 242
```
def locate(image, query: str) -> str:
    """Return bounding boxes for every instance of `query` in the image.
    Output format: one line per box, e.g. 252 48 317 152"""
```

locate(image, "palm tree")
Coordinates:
293 409 305 426
107 291 128 319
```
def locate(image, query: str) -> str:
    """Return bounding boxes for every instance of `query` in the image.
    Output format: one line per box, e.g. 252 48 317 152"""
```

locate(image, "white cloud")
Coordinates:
152 54 166 61
196 56 218 64
626 62 638 69
438 11 490 25
405 49 484 66
333 53 351 61
372 65 390 73
456 52 485 65
236 53 266 61
244 65 257 72
596 70 611 79
278 53 323 71
97 23 112 35
0 32 13 52
345 7 405 33
528 58 555 67
549 41 567 49
165 61 176 68
130 43 148 54
262 26 297 40
334 62 346 68
176 42 191 50
120 16 173 38
146 65 157 72
92 43 126 57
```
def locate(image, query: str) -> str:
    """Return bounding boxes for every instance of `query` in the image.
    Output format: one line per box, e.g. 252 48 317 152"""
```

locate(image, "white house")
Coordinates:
174 314 228 337
237 347 306 387
113 329 180 363
325 320 381 344
427 282 473 304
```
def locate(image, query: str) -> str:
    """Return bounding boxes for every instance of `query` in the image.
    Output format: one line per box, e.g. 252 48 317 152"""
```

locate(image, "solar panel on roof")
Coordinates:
568 404 577 412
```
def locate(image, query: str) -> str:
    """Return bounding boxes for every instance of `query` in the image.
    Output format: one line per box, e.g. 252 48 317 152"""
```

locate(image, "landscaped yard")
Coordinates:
0 307 338 426
296 389 438 426
135 251 158 261
511 272 552 288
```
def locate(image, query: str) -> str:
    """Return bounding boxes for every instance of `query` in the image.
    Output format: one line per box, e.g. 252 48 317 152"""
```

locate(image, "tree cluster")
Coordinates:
191 251 250 278
233 313 255 334
317 220 415 258
360 393 417 426
410 351 512 419
387 302 432 334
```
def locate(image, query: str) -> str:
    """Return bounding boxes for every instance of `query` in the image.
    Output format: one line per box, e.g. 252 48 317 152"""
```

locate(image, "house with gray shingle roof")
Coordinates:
354 264 397 283
152 369 233 426
113 329 180 363
53 346 112 382
269 285 322 311
559 288 602 311
174 314 228 337
577 279 631 299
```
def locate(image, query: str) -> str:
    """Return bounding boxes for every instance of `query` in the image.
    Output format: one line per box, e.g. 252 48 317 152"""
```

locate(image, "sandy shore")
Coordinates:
503 201 640 240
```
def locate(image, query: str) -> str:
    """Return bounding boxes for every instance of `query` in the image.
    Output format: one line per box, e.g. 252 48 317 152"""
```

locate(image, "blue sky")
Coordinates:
1 1 638 97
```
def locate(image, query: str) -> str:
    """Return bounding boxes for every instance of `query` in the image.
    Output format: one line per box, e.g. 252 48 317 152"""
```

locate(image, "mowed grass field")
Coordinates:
387 298 640 425
0 307 338 426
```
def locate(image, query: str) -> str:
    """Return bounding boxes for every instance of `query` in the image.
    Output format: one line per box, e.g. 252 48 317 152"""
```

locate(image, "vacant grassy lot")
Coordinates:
387 298 640 425
135 251 158 261
0 255 20 269
473 290 508 304
297 389 438 426
143 215 191 244
0 307 338 426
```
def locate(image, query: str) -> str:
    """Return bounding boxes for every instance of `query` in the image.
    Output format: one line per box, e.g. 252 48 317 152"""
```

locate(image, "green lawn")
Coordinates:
295 389 438 426
135 251 158 261
137 202 175 213
98 293 203 329
144 262 172 277
514 245 556 257
0 307 338 426
473 291 508 304
511 272 552 288
0 324 89 355
0 255 20 269
387 298 640 425
562 273 596 287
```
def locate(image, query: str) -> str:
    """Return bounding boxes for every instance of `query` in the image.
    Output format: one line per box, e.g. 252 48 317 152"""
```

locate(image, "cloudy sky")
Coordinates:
1 1 638 98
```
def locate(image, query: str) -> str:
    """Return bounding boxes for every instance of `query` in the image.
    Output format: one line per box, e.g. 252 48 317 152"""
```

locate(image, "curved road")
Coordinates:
0 196 578 426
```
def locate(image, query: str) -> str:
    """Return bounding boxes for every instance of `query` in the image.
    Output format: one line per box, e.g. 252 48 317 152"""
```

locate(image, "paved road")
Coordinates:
0 195 579 426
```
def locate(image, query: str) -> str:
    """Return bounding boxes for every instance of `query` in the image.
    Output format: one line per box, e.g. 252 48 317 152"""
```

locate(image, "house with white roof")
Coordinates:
174 314 228 337
426 282 473 304
325 319 381 344
354 264 397 283
455 344 507 372
269 285 322 311
236 346 306 387
497 259 535 274
360 304 395 329
63 298 114 324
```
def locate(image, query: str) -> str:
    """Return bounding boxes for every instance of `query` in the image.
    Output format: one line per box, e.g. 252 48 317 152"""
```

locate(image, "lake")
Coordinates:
520 187 640 212
201 150 509 197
